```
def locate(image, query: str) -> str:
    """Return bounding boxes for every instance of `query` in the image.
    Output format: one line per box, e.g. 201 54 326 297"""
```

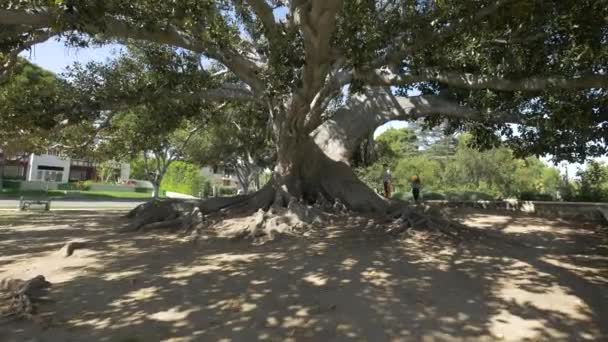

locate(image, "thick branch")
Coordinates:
198 86 257 102
290 0 342 131
313 87 516 163
357 68 608 91
97 19 265 92
304 61 349 132
1 30 54 83
246 0 279 33
0 9 50 27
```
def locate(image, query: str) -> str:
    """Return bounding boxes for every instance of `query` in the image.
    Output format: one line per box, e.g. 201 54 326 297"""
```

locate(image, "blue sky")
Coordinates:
21 40 605 178
20 39 121 74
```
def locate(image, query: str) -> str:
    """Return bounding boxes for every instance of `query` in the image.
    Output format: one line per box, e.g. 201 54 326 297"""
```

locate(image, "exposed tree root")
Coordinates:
122 151 495 245
214 198 325 243
381 203 498 244
0 275 51 323
123 183 331 243
123 191 496 245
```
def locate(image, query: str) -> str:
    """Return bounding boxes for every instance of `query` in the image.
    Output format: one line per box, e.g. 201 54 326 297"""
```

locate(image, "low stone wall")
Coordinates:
165 191 198 199
425 200 608 223
89 184 135 192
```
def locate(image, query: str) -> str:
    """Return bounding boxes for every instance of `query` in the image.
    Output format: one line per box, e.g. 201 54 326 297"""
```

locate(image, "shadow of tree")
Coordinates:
0 210 606 341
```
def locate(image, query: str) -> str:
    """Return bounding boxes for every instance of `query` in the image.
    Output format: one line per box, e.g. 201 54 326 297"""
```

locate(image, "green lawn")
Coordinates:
0 189 153 200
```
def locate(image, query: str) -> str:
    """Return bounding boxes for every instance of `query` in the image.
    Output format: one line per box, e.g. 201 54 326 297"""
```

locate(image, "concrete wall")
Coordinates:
27 154 70 183
425 200 608 223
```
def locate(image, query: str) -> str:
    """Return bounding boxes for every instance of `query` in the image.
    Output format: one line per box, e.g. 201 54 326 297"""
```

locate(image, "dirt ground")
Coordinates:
0 208 606 342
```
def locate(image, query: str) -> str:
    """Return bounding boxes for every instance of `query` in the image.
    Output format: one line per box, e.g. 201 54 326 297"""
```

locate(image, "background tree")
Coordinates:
0 58 68 190
375 128 419 162
184 102 273 195
100 109 209 198
576 161 608 202
70 44 218 198
357 130 571 201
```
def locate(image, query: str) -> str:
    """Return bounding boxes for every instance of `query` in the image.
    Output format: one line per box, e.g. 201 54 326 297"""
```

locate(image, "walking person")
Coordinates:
411 175 421 202
382 164 393 198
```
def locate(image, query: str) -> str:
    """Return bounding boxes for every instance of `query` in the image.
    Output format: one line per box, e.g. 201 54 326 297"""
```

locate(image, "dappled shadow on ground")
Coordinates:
0 210 606 341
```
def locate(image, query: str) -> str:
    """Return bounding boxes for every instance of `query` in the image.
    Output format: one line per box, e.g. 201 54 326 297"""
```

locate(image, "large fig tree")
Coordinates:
1 1 607 229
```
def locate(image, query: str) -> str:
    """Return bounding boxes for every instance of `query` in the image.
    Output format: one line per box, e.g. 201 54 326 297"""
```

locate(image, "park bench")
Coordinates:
19 196 52 211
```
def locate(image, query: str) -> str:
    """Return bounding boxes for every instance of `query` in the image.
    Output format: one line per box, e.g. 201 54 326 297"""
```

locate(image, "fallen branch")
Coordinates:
59 241 89 257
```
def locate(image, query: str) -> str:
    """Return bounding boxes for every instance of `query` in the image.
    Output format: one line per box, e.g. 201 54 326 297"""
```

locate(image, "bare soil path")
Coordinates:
0 209 606 341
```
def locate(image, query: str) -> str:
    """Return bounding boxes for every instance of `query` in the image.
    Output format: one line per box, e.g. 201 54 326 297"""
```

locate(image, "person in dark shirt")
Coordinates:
411 175 421 202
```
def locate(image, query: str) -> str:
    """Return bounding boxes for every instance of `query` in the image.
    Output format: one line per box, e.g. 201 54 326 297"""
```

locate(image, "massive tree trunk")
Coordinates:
126 88 452 235
125 111 392 236
271 134 387 213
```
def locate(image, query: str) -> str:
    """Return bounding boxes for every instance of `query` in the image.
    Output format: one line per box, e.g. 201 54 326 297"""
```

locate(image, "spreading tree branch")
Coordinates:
356 68 608 91
0 9 50 27
0 29 53 83
0 8 266 92
313 86 519 163
246 0 279 34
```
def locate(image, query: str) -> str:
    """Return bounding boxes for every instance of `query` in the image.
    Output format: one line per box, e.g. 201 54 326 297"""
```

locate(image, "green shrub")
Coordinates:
58 182 86 191
134 187 152 193
518 191 555 201
80 180 93 191
422 192 446 200
457 191 496 201
219 186 237 196
2 180 21 190
160 161 209 197
57 183 70 191
392 191 406 200
200 180 213 197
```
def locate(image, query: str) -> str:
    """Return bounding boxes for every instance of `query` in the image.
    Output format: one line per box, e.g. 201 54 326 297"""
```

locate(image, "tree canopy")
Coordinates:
2 1 606 158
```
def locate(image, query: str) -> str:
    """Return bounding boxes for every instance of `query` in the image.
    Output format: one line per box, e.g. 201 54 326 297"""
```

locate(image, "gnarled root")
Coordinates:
216 198 325 243
123 182 332 243
385 204 485 242
0 275 51 323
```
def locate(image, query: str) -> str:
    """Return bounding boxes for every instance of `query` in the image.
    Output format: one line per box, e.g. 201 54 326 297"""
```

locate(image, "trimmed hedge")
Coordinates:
518 191 554 201
219 186 237 196
2 180 21 190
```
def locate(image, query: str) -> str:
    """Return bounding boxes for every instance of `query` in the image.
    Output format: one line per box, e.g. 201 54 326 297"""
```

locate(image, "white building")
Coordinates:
200 165 240 189
27 153 71 183
2 150 130 184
